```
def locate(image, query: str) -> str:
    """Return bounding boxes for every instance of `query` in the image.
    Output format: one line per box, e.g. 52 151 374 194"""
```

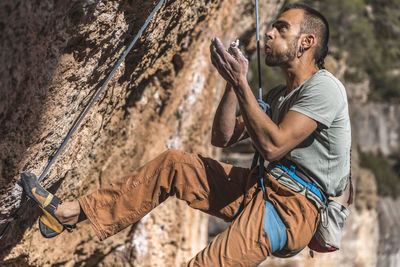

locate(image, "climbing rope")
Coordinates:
38 0 165 183
251 0 270 198
0 0 165 241
255 0 262 101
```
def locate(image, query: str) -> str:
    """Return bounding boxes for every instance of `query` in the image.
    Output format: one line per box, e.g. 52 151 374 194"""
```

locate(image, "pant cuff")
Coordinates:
78 197 108 241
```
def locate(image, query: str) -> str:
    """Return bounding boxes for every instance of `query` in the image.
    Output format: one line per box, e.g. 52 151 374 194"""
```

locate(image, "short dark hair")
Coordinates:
282 3 330 69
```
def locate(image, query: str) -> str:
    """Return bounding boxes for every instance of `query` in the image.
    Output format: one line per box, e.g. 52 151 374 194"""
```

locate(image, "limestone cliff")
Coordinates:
3 1 396 267
0 0 285 265
377 197 400 267
351 103 400 156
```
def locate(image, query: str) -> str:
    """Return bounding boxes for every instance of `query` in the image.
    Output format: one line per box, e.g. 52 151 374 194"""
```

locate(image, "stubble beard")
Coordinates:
265 36 299 67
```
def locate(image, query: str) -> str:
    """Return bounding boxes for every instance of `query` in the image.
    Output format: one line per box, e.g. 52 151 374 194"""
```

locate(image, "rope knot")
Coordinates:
257 99 270 113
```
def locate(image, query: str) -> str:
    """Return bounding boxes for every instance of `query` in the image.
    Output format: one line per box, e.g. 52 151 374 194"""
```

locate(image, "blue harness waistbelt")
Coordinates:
272 162 327 204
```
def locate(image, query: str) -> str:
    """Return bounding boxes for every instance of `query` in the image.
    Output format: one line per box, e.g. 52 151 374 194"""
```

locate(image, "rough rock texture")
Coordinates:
377 197 400 267
3 1 396 266
0 0 284 265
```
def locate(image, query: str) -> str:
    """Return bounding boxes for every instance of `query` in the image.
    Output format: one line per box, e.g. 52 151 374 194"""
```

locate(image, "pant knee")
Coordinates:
161 149 186 162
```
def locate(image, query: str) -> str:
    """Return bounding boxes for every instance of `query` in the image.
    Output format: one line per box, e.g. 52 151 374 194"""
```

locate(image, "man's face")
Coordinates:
265 9 304 67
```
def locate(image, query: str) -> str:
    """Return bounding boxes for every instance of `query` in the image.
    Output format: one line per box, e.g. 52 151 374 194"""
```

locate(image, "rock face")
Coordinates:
0 0 284 265
377 197 400 267
351 102 400 156
3 1 396 266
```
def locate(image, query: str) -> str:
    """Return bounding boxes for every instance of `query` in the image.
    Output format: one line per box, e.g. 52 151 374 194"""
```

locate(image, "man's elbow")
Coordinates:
262 147 285 162
211 130 231 148
211 138 229 148
211 133 227 147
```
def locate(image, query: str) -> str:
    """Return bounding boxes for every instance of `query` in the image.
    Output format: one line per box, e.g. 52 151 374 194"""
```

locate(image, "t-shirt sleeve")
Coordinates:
289 76 344 128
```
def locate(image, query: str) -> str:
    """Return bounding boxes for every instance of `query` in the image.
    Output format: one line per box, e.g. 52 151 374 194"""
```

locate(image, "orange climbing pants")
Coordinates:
78 150 319 266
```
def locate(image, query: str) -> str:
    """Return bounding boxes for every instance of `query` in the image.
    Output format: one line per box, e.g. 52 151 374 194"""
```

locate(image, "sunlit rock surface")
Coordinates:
0 0 283 265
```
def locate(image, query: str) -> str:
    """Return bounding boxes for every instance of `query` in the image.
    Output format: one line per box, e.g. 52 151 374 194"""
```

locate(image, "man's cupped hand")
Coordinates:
210 37 248 89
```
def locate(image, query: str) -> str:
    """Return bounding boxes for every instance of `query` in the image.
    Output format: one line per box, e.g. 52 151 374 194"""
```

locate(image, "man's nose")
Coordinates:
265 29 274 40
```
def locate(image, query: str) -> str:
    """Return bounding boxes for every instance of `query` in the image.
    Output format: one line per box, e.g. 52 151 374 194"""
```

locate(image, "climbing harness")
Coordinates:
273 162 327 204
0 0 165 241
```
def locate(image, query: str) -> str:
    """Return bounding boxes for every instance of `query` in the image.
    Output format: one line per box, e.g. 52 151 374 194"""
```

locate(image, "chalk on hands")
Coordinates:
229 39 244 58
230 39 239 48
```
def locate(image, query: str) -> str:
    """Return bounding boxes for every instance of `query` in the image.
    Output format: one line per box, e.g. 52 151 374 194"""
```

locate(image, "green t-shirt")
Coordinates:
266 69 351 197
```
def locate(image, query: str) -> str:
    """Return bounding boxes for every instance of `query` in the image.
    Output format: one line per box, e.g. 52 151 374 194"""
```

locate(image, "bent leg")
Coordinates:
78 149 253 240
188 189 270 267
187 174 321 266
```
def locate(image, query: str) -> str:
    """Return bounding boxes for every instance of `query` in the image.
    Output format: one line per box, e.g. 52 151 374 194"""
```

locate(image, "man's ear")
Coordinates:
301 34 316 51
298 34 316 57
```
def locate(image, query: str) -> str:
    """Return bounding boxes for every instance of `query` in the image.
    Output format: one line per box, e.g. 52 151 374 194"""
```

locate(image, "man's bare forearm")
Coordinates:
232 79 317 161
211 83 244 147
232 80 281 159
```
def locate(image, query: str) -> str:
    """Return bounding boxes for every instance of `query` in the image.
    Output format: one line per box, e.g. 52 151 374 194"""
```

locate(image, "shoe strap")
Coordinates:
64 224 76 232
42 194 62 216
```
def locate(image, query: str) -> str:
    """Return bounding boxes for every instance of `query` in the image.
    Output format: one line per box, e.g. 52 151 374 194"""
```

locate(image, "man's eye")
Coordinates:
278 25 287 32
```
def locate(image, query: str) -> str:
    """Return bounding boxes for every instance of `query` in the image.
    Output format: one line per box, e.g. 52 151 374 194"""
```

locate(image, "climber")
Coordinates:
21 3 351 266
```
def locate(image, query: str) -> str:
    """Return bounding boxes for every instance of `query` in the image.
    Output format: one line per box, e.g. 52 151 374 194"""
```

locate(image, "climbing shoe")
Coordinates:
20 172 76 238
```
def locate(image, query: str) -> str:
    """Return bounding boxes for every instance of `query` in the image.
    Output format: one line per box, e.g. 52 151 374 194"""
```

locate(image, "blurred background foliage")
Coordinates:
360 150 400 197
248 0 400 102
